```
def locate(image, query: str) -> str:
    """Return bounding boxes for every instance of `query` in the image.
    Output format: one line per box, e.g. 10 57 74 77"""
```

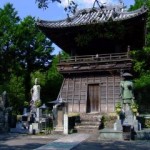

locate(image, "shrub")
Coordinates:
145 118 150 128
35 100 41 107
115 102 122 115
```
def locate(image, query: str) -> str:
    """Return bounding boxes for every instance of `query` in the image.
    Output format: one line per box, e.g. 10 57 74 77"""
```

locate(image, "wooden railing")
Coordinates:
59 52 130 65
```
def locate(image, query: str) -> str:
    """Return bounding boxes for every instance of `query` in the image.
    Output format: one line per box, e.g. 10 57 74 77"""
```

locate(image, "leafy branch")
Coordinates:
36 0 61 9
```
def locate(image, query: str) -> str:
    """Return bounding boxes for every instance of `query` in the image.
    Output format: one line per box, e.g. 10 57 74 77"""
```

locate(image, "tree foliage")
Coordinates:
36 0 77 16
0 3 56 114
0 3 20 83
8 75 25 114
129 0 150 112
30 53 64 105
14 16 53 72
13 15 53 101
129 0 150 74
36 0 61 9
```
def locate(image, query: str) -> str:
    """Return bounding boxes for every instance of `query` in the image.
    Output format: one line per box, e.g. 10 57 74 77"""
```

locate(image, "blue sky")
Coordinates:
0 0 135 54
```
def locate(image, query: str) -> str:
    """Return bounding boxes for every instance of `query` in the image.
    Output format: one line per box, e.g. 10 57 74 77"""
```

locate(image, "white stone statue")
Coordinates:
30 78 41 103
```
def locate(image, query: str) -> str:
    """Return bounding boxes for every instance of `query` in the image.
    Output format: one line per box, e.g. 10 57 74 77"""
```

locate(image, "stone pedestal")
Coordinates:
114 120 122 131
52 102 67 134
123 109 133 124
99 129 123 140
64 114 68 134
29 123 40 134
114 108 140 132
123 109 139 132
35 108 42 122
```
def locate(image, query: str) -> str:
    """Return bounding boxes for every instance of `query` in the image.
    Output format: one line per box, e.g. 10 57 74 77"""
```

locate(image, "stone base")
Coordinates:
99 129 123 140
52 129 64 134
99 128 150 141
52 126 64 134
29 123 40 134
114 120 123 131
135 129 150 140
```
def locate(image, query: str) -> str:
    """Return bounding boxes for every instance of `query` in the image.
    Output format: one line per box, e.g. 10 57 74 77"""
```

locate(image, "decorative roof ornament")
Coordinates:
92 0 107 9
89 0 126 21
118 0 124 6
118 0 127 12
36 0 148 29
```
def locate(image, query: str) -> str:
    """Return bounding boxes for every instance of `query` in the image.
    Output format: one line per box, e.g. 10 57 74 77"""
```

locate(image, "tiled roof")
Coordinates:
37 5 148 28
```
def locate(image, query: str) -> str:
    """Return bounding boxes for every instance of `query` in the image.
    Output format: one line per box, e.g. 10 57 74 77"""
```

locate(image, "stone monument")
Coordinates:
29 78 42 134
50 98 68 134
30 78 41 119
114 73 140 134
30 78 41 104
120 73 134 111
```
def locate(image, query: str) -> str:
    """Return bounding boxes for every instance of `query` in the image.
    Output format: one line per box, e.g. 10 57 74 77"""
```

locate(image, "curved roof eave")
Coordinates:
36 5 148 29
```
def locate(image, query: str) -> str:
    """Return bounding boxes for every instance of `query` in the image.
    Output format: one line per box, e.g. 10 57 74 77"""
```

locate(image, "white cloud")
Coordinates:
60 0 69 7
59 0 120 8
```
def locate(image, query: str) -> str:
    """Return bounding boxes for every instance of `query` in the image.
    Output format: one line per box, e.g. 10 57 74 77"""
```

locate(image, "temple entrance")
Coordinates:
87 84 100 113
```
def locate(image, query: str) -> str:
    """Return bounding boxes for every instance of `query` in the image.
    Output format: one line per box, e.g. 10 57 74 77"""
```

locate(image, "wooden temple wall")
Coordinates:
58 74 121 113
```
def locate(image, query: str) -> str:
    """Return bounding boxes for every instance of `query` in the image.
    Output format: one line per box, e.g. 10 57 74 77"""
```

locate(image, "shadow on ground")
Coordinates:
0 143 45 150
72 140 150 150
0 133 55 150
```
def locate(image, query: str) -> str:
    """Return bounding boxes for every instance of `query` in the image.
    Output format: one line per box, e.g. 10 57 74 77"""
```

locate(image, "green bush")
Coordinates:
145 118 150 128
115 102 122 115
137 116 150 128
100 114 117 129
35 100 41 107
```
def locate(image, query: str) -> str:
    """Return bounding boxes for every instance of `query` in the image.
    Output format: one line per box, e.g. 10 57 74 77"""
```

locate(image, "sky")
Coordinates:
0 0 135 54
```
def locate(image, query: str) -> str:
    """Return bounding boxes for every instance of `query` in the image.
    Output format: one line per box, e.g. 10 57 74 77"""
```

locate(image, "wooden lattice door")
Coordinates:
87 84 99 113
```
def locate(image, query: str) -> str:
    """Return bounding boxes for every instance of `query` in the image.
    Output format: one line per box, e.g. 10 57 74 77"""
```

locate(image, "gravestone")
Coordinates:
54 104 64 132
64 114 68 134
0 91 11 133
50 99 67 134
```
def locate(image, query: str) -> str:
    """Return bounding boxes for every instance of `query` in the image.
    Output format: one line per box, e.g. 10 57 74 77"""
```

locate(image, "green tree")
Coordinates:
30 54 64 105
44 54 63 102
129 0 150 74
129 0 150 112
129 0 145 10
14 16 54 101
8 75 25 114
0 4 54 113
0 3 20 84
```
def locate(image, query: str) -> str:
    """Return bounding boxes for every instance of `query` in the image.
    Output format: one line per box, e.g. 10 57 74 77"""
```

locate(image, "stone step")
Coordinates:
75 113 102 134
75 125 99 129
76 128 99 134
76 121 100 126
51 130 64 135
80 113 102 122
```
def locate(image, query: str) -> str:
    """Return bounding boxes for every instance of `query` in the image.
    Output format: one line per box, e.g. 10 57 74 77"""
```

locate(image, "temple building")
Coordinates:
37 4 148 114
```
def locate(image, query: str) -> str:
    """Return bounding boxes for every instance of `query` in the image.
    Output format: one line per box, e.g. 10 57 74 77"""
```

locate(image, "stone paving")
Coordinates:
34 133 90 150
0 133 64 150
72 133 150 150
1 133 150 150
